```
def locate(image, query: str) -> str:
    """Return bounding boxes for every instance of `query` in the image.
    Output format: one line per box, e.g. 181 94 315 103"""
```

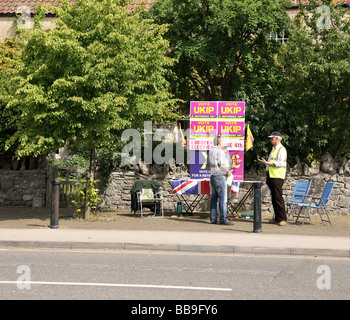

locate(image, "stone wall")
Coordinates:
0 170 47 207
0 161 349 215
101 168 350 215
255 174 350 215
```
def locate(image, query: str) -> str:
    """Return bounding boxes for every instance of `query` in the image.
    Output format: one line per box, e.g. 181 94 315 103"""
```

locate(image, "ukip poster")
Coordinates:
189 101 245 181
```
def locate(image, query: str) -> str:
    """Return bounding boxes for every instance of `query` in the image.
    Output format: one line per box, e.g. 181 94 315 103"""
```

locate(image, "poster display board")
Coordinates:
190 101 245 181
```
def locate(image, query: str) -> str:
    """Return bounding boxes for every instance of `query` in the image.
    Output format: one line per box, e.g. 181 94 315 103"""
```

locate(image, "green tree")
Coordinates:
0 38 23 162
281 0 350 162
146 0 293 167
147 0 290 101
6 0 178 217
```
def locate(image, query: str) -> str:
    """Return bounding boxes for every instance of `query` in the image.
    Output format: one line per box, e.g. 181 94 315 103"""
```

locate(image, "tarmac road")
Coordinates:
0 247 349 300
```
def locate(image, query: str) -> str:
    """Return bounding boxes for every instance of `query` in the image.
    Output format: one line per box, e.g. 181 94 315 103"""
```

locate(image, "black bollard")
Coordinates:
252 181 262 233
50 179 60 229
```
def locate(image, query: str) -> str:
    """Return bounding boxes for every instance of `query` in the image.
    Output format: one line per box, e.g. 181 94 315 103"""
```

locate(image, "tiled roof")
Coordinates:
0 0 348 15
0 0 61 14
0 0 156 14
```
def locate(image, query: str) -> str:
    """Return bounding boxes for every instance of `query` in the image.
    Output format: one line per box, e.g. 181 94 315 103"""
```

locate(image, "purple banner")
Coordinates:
190 150 210 179
229 150 244 181
218 101 245 118
190 101 217 118
190 120 217 136
217 121 245 136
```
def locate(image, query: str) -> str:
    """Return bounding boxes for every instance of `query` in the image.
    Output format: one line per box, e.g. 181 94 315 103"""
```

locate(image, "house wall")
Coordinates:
0 16 56 40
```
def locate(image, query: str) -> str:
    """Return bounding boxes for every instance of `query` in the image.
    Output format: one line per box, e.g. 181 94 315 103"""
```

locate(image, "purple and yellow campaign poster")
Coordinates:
229 150 244 181
217 121 245 137
190 101 217 118
190 150 210 179
190 120 217 136
218 101 245 119
189 101 245 181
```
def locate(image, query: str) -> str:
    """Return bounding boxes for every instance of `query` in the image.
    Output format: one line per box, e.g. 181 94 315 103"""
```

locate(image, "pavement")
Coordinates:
0 207 349 258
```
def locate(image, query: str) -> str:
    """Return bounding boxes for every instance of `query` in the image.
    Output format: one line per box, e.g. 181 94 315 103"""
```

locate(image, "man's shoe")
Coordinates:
219 221 234 225
268 219 278 224
278 220 287 226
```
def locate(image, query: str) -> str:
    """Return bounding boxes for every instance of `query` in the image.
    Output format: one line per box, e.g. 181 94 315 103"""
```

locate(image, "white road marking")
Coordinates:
0 280 232 292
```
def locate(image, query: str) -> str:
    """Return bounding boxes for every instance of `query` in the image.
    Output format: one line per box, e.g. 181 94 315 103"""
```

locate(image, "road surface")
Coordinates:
0 247 349 302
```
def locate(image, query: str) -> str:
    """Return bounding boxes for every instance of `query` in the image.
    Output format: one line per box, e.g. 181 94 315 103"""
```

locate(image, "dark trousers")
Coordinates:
266 175 287 222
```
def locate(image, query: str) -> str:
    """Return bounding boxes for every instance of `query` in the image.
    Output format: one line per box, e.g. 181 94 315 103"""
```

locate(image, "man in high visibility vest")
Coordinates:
258 131 287 226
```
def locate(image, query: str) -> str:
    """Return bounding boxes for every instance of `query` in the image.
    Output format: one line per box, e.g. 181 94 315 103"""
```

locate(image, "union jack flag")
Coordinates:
231 182 240 194
172 179 210 195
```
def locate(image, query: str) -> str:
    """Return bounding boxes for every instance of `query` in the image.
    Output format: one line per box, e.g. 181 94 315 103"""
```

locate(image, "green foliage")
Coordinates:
6 0 179 158
146 0 290 102
47 153 89 168
2 0 348 171
71 180 101 218
147 0 293 167
96 148 124 186
0 38 23 157
62 154 89 170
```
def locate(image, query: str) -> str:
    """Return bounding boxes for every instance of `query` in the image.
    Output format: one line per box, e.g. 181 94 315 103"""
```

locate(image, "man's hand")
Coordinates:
258 158 275 167
257 158 267 165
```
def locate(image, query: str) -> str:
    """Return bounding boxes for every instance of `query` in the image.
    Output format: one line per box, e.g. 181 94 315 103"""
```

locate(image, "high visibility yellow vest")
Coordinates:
268 145 287 179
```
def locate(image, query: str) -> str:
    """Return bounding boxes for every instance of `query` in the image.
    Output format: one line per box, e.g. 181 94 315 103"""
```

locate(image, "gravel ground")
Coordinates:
0 207 349 237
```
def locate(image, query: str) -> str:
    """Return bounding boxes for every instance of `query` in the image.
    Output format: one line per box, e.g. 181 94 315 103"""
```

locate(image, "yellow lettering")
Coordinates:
194 106 214 113
232 155 241 168
220 106 242 114
193 125 214 132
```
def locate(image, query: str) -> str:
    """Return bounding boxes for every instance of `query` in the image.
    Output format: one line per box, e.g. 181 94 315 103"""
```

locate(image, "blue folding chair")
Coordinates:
294 181 335 226
285 180 312 221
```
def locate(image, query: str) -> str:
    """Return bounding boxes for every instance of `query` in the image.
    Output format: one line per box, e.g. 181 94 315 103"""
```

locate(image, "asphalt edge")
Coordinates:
0 240 349 258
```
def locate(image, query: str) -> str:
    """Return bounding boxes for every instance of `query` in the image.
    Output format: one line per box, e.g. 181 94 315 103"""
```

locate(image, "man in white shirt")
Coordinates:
208 136 233 225
258 131 288 226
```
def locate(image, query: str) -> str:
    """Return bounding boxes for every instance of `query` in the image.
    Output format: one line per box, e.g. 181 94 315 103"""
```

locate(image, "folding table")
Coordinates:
170 178 210 215
228 181 262 218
